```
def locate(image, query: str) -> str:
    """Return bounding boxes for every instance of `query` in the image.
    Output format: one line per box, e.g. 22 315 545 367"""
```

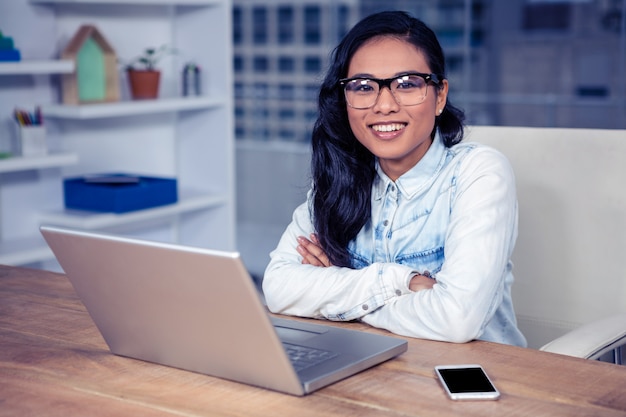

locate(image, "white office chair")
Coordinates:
540 314 626 364
468 126 626 364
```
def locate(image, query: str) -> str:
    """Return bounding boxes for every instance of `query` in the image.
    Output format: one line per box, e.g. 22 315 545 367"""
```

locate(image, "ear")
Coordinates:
436 79 449 115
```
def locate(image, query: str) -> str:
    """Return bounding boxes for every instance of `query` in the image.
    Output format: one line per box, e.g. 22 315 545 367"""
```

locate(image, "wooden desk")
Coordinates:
1 265 625 416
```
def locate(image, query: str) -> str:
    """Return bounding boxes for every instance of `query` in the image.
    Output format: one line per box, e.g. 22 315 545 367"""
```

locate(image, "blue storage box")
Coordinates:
0 49 20 62
64 174 178 213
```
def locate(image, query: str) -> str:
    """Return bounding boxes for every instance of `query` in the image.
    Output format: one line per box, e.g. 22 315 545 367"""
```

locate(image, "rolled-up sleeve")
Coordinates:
263 201 416 321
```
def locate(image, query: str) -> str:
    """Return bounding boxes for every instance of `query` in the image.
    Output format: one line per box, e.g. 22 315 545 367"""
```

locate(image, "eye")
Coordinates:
346 79 376 93
396 75 426 90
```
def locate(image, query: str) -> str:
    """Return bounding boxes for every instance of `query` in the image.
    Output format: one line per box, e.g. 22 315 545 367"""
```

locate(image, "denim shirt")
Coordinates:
263 134 527 347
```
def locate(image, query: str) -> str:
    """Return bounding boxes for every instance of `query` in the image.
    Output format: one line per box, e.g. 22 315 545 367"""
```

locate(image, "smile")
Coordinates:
371 123 406 132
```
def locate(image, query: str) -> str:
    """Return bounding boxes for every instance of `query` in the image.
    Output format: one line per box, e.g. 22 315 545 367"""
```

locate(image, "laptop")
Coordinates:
40 225 407 396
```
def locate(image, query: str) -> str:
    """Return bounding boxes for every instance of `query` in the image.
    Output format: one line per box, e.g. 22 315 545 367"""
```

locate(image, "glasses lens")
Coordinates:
343 79 379 109
343 74 429 109
392 75 428 105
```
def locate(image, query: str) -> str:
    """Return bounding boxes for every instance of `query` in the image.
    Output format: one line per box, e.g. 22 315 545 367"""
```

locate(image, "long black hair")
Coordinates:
311 11 465 267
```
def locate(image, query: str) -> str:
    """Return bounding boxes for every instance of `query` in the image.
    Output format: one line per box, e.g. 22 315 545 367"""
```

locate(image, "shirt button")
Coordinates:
362 304 369 311
383 220 389 226
395 289 402 296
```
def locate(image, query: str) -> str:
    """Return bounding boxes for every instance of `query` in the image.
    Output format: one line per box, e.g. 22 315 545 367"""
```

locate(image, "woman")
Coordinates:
263 11 526 346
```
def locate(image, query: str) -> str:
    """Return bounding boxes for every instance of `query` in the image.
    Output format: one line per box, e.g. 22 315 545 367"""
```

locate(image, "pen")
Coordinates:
14 109 24 125
35 106 42 125
13 107 43 126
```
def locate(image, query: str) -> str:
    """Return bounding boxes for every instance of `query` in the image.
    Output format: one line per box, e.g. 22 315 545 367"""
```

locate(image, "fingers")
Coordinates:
297 234 332 267
306 234 331 267
310 233 321 246
408 274 436 292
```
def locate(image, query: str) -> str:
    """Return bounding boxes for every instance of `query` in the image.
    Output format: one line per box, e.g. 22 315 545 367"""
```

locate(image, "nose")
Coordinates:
373 86 400 113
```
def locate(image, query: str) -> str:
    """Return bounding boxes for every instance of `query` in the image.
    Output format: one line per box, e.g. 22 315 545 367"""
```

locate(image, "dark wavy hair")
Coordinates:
311 11 465 267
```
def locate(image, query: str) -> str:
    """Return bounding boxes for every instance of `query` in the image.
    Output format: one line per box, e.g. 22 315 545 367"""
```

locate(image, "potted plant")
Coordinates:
125 45 174 100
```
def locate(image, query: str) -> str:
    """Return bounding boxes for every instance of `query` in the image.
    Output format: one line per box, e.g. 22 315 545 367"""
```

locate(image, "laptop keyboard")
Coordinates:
283 343 339 372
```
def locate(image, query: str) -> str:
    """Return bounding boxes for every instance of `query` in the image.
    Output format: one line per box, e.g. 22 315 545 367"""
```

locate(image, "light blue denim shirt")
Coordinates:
264 134 527 347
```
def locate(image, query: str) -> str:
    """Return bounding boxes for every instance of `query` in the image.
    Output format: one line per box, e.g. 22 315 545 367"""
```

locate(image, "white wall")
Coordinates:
236 140 310 276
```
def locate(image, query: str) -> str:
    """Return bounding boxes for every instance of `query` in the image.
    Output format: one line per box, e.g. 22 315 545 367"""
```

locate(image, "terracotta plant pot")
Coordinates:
127 69 160 100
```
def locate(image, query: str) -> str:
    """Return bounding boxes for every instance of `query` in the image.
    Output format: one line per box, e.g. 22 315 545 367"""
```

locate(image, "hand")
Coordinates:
296 234 333 267
409 274 436 292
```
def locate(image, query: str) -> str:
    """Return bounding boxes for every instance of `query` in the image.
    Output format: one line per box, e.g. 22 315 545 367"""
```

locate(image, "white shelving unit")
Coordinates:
0 59 79 265
0 0 235 267
0 60 74 75
42 96 224 119
0 153 78 174
40 191 227 230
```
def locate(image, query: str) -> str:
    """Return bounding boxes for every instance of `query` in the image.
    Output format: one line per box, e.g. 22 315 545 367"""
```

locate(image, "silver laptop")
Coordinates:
40 225 407 396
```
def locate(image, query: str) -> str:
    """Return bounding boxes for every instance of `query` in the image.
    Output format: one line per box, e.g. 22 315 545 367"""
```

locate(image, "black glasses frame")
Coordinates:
338 72 443 109
339 72 442 90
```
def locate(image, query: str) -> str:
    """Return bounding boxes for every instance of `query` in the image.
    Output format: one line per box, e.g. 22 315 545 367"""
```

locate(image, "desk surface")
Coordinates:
1 265 625 417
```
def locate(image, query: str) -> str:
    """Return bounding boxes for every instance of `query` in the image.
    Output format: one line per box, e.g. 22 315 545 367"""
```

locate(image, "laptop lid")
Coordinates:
40 226 407 396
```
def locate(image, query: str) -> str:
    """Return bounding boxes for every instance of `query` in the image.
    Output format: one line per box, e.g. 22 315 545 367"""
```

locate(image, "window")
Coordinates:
305 109 318 120
279 108 295 119
304 6 321 44
253 82 269 100
523 3 571 31
233 7 243 44
576 87 609 98
575 51 610 99
253 7 268 44
279 128 295 140
234 82 244 99
233 55 244 73
446 56 463 74
278 56 294 73
253 56 269 72
304 56 321 74
233 0 626 142
305 84 318 100
437 30 464 48
278 6 294 44
336 5 351 40
278 84 294 100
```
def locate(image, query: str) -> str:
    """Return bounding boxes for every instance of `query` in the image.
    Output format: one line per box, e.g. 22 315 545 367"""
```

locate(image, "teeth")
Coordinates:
372 123 405 132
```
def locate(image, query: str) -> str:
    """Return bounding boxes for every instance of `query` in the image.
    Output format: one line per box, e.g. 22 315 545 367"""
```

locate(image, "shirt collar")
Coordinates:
374 132 447 200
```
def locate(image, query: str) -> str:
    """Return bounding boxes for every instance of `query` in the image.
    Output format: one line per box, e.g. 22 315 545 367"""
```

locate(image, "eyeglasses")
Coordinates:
339 72 442 109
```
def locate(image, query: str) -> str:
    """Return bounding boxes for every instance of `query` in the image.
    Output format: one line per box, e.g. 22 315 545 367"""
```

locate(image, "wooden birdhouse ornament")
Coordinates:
61 25 120 104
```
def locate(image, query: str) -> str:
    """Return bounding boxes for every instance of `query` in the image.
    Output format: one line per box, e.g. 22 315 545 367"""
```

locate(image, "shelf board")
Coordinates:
39 191 228 230
30 0 221 6
42 96 224 119
0 153 79 173
0 60 74 75
0 236 55 266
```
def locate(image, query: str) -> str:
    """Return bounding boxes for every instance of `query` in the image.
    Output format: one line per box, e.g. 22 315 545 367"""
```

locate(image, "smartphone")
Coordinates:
434 364 500 400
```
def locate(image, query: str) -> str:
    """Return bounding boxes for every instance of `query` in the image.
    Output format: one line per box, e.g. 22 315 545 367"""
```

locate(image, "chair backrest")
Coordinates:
467 125 626 348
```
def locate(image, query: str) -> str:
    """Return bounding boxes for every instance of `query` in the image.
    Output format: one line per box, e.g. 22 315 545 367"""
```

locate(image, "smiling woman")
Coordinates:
343 37 448 181
262 11 527 348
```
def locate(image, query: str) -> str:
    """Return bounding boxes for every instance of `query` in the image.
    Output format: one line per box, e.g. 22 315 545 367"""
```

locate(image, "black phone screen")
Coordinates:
437 367 497 393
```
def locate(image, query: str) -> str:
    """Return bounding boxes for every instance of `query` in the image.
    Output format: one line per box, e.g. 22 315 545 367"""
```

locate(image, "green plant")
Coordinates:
125 45 176 71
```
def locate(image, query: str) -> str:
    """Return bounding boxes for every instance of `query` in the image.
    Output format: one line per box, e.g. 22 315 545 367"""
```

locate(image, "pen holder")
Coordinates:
18 125 47 157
